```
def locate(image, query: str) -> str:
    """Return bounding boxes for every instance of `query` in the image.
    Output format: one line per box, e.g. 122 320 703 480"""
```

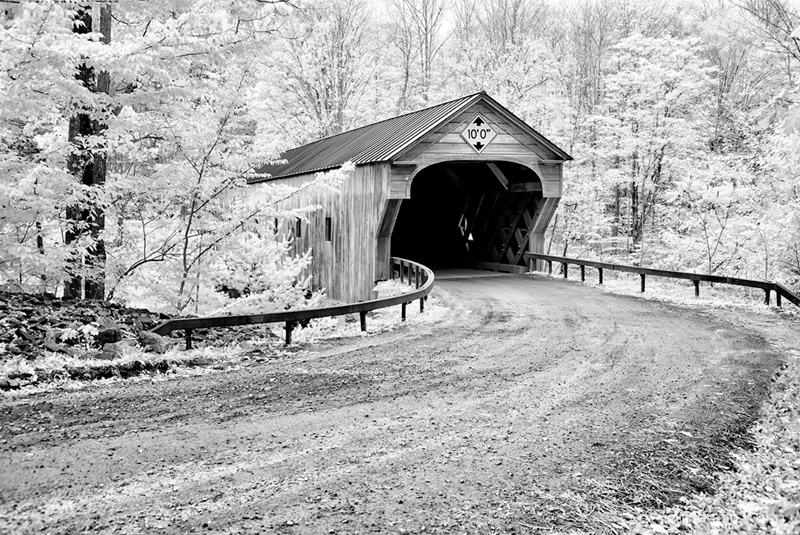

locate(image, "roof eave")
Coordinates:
384 92 486 163
479 94 573 162
247 164 346 184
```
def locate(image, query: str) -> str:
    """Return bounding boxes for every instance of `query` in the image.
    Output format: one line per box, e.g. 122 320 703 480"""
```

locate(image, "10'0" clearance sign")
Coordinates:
460 114 497 153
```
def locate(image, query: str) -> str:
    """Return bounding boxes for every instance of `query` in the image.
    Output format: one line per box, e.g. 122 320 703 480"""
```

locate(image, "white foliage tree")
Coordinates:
1 1 349 315
594 34 716 259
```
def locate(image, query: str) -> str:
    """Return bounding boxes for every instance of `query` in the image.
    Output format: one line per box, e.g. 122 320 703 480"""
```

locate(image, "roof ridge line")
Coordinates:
284 91 486 150
383 93 485 162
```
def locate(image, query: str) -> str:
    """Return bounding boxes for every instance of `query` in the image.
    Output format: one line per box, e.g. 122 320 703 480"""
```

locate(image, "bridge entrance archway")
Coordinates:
390 161 546 271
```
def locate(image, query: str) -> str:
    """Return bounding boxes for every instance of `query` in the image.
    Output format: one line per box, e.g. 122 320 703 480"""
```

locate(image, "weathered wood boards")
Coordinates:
251 93 570 303
251 163 391 304
388 100 565 200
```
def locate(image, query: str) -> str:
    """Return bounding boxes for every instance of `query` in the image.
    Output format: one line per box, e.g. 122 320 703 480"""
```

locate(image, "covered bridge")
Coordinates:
250 91 572 303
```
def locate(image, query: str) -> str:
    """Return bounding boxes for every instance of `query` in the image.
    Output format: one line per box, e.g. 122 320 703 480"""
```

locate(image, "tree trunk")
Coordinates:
64 5 111 300
612 183 620 238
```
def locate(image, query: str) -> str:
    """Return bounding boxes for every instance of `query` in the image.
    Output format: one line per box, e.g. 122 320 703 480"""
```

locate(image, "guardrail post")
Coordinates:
519 253 799 310
401 302 407 321
359 311 367 332
185 329 193 350
415 267 420 289
400 260 405 283
285 321 294 345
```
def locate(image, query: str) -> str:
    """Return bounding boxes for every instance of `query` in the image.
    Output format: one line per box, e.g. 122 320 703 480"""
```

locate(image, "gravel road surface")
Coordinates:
0 272 794 534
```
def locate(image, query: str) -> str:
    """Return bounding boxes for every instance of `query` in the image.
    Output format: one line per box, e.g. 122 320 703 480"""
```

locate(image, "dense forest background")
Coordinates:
1 0 799 312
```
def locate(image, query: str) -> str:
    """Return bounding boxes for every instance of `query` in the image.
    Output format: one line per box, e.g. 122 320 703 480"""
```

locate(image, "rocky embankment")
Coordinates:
0 291 179 390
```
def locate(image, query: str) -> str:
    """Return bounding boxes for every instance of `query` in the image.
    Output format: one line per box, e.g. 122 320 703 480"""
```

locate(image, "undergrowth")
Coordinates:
1 280 448 393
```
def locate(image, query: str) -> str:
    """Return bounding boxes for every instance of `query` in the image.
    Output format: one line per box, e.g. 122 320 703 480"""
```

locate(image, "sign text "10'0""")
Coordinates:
460 114 497 153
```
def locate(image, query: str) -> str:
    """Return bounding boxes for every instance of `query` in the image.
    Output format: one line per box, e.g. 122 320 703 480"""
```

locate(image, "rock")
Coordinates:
96 316 117 329
83 350 104 360
11 340 32 354
0 377 20 390
133 313 158 330
782 505 800 520
137 331 174 354
100 342 128 360
0 290 183 368
43 339 66 354
15 327 34 341
97 327 123 344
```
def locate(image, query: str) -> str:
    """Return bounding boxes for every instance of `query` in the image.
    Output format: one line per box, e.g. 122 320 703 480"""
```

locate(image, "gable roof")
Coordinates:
251 91 572 183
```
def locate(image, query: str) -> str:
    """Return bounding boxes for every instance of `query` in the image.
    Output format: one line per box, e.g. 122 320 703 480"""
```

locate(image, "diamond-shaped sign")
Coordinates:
460 114 497 153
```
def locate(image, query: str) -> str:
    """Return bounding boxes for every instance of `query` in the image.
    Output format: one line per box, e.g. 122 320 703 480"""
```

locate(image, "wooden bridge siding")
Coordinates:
398 104 560 192
399 102 556 161
255 163 391 304
529 197 560 268
391 102 563 199
376 199 403 281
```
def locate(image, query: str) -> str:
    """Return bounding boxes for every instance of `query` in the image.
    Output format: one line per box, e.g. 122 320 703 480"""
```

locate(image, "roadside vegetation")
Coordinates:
0 279 447 392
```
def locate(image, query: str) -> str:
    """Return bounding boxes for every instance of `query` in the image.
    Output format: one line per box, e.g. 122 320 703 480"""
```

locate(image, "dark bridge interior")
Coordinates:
391 161 543 269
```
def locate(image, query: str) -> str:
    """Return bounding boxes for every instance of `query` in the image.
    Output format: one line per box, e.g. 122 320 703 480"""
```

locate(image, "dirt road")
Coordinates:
0 272 795 534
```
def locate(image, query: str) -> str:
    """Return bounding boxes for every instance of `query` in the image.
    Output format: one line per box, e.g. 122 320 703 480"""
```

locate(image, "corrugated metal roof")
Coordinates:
251 91 571 183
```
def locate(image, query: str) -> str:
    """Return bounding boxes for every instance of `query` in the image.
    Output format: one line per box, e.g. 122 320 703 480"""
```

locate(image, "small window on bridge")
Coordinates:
295 218 302 238
325 217 332 241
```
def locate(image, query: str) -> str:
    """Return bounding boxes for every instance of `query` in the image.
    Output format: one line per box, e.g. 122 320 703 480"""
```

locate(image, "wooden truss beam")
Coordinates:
446 168 469 196
511 202 540 265
508 182 542 192
476 194 515 259
468 192 499 256
486 163 509 190
493 193 533 263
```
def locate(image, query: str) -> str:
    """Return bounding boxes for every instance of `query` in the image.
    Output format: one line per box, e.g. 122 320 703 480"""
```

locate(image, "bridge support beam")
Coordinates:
528 197 560 272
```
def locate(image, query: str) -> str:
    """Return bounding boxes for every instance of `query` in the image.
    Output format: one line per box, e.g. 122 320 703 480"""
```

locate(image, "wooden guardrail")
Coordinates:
150 257 434 348
524 253 800 308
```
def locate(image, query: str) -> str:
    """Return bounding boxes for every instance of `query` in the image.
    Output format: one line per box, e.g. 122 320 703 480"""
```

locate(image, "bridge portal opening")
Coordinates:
390 161 543 270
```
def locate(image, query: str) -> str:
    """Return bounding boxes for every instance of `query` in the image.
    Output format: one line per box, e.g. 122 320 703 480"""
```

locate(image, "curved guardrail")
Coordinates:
524 252 799 308
150 257 435 348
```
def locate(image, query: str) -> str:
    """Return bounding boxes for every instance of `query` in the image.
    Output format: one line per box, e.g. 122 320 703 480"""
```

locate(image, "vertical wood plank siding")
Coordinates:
250 163 391 304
